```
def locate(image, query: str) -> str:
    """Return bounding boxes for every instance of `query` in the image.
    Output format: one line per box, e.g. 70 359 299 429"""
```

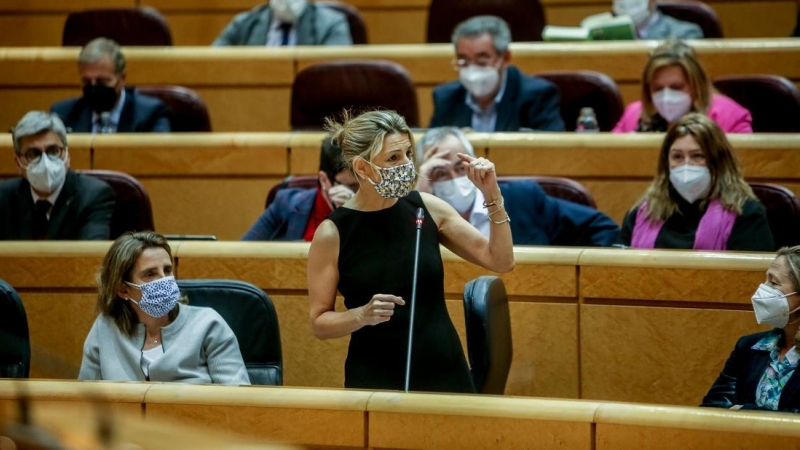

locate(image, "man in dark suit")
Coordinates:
416 127 619 246
213 0 352 46
0 111 114 240
242 137 357 241
429 16 565 132
50 38 170 133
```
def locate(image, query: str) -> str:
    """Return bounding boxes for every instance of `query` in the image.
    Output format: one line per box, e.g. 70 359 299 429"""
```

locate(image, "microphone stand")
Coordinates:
404 207 425 393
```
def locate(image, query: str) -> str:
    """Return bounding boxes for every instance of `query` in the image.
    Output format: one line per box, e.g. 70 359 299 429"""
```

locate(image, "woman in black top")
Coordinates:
618 113 773 251
306 110 514 393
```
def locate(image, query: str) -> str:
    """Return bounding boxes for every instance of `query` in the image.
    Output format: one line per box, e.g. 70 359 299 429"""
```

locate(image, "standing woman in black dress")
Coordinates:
307 110 514 393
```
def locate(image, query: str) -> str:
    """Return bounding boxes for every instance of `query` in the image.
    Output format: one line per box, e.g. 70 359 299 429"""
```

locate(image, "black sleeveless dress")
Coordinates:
327 191 475 393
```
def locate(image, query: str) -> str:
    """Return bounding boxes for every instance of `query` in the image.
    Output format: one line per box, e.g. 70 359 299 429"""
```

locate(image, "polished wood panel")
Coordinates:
144 384 369 447
595 402 800 449
0 242 110 288
367 392 599 450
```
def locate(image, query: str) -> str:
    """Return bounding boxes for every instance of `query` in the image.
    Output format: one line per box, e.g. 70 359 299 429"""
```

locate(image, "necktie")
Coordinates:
33 200 51 240
279 23 292 46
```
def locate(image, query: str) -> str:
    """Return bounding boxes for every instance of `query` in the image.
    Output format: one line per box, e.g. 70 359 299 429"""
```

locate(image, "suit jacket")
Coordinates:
50 87 170 133
429 65 565 132
612 94 753 133
643 12 704 39
242 188 316 241
0 170 115 240
702 329 800 413
212 3 352 46
500 179 619 246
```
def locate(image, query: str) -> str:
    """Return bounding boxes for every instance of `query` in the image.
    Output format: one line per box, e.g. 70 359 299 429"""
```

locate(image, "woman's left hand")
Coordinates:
456 153 501 200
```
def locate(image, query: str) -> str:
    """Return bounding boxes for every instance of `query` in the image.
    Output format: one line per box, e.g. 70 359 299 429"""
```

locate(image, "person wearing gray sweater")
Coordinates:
78 231 250 385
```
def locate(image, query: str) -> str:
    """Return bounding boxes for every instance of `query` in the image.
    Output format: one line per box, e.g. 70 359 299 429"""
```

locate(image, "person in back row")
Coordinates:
618 113 772 251
242 137 358 240
429 16 565 132
0 111 114 240
50 38 170 133
613 40 751 133
586 0 703 39
417 127 619 246
213 0 352 46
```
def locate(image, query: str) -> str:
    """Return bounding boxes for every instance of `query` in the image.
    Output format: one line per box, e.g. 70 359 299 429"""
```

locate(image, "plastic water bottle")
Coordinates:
576 107 599 133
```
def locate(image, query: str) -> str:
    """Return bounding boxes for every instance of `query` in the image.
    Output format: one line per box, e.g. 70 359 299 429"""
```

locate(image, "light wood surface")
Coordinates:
0 39 799 132
3 380 800 450
0 0 794 47
0 243 781 406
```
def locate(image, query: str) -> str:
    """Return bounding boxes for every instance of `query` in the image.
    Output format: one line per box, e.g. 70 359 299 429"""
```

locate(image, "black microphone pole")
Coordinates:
404 207 425 393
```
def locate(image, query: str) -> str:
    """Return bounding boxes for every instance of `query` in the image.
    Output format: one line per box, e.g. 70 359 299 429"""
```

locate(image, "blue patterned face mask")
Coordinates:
368 161 417 199
125 276 180 318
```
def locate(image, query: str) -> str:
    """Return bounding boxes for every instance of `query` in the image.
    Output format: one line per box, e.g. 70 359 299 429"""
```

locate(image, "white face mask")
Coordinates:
669 164 711 204
270 0 308 23
459 65 501 99
432 176 477 215
652 88 692 123
751 283 800 328
26 152 67 194
613 0 652 27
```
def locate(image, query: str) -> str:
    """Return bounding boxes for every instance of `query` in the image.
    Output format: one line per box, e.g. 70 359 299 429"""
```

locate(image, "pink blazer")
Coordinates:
612 94 753 133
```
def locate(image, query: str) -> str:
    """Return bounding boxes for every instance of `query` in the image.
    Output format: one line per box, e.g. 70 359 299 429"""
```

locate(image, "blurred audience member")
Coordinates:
429 16 564 132
586 0 703 39
618 113 772 251
79 231 250 384
213 0 352 46
702 245 800 413
613 40 751 133
243 137 357 240
0 111 114 240
50 38 170 133
417 127 619 246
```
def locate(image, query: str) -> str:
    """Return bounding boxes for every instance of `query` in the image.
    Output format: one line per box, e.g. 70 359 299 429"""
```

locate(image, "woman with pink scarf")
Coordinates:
617 113 772 251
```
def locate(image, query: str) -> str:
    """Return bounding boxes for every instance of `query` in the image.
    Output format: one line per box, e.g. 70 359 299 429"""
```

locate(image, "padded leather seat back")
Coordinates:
427 0 546 43
62 7 173 46
537 71 624 132
748 183 800 249
317 1 369 44
499 176 597 208
713 75 800 132
657 1 723 38
0 280 31 379
81 170 155 239
177 279 283 385
463 276 512 394
291 60 419 130
138 85 212 132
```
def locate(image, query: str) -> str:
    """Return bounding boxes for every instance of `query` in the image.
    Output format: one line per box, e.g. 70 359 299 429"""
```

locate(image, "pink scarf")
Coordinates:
631 199 737 250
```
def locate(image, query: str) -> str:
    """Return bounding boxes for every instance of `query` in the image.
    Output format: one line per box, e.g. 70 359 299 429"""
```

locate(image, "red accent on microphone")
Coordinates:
415 207 424 229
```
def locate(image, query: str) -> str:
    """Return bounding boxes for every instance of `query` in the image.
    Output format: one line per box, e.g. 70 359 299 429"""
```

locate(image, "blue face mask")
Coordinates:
125 276 180 318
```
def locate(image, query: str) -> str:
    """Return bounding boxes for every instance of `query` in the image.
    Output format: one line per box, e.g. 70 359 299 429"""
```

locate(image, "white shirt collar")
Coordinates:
30 177 65 219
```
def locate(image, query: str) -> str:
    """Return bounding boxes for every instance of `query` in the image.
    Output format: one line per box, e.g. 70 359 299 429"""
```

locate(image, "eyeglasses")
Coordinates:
452 56 500 71
20 145 64 165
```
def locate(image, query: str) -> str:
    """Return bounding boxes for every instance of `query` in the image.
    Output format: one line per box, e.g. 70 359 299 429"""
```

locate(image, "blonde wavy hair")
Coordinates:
636 113 756 221
775 245 800 344
640 40 713 127
324 109 415 175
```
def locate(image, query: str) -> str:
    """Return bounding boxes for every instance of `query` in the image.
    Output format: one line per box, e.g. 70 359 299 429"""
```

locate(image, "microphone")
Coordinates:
404 207 425 392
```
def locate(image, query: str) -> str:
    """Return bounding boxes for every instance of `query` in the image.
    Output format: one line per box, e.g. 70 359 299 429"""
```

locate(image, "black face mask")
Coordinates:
82 84 119 114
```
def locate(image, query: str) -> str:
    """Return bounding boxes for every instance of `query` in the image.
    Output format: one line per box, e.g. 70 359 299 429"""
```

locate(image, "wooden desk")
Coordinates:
0 0 795 46
0 243 777 407
3 380 799 449
0 39 798 133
